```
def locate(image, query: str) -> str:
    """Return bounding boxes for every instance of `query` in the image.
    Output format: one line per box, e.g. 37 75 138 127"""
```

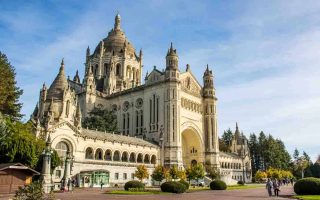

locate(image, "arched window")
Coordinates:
129 153 136 162
65 100 70 117
151 155 156 164
113 151 120 161
137 153 143 163
55 141 69 158
105 149 112 161
191 159 197 166
121 151 128 162
144 154 150 164
95 148 103 160
116 63 121 76
85 147 93 159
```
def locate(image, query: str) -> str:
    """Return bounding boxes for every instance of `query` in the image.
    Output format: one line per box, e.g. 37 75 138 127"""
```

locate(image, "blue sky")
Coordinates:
1 0 320 161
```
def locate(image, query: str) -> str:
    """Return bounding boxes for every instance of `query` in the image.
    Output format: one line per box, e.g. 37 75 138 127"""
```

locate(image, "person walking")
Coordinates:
266 178 273 197
273 179 280 197
100 181 104 190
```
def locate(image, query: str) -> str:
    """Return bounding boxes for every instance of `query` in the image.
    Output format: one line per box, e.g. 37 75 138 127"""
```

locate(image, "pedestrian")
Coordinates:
100 181 104 190
273 179 280 197
266 178 273 197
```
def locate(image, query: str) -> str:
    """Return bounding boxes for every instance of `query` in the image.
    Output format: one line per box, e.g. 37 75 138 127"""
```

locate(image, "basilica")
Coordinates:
31 14 251 189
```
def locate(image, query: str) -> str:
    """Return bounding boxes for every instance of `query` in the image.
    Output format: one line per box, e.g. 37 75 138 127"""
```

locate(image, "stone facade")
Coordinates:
31 14 251 187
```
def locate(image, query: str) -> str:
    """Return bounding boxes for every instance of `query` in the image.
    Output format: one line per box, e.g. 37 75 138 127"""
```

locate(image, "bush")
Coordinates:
237 180 244 185
179 180 189 189
294 178 320 195
14 181 44 200
210 180 227 190
161 181 187 193
124 181 145 191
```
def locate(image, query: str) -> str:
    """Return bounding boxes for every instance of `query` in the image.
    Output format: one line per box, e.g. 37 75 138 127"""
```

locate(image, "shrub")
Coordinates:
294 178 320 195
161 181 187 193
210 180 227 190
14 181 44 200
124 181 145 191
179 180 189 189
237 180 244 185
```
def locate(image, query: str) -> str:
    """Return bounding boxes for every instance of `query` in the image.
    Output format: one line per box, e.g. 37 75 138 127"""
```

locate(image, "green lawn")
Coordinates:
106 190 168 195
293 195 320 200
227 184 264 190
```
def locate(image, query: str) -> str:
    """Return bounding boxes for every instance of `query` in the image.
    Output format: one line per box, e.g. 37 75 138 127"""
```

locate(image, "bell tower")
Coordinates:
202 65 219 169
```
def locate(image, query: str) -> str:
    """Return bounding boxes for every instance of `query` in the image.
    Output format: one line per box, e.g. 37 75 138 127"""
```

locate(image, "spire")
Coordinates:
47 59 68 100
114 12 121 30
235 122 240 139
166 42 179 70
73 70 80 83
86 46 90 56
60 58 64 72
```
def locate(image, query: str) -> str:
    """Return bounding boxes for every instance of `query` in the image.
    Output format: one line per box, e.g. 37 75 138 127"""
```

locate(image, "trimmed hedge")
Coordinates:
161 181 187 193
124 181 145 191
294 178 320 195
179 180 190 189
210 180 227 190
237 180 244 185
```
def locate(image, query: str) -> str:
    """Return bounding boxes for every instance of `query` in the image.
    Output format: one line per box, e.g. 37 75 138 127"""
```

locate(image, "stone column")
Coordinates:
42 135 52 194
62 151 72 190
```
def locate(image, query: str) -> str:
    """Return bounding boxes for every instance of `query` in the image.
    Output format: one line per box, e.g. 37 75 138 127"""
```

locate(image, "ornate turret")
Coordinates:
83 64 96 93
203 64 215 98
47 59 68 100
73 70 80 83
166 42 179 70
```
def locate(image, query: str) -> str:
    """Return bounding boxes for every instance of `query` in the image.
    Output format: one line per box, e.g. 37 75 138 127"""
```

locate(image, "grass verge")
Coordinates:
293 195 320 200
227 184 264 190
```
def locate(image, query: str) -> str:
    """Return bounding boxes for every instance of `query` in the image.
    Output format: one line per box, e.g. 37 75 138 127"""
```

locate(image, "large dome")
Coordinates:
93 14 136 55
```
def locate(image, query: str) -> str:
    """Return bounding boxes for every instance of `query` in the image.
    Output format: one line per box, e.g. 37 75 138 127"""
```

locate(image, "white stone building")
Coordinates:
31 14 251 187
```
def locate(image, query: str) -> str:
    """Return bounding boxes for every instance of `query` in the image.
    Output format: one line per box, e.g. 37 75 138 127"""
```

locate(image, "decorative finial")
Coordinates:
186 64 190 72
61 58 64 66
114 11 121 30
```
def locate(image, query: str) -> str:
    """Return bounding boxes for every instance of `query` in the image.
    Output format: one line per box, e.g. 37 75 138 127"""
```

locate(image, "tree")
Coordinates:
254 170 267 182
185 166 195 183
221 129 233 147
177 168 186 181
82 105 117 132
151 165 166 185
293 148 300 160
134 165 149 182
218 138 230 152
192 163 205 184
206 166 220 180
0 114 45 168
169 165 179 180
0 52 23 120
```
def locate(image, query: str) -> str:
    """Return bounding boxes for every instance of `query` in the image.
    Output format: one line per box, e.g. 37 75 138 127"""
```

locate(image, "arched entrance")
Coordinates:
181 128 204 168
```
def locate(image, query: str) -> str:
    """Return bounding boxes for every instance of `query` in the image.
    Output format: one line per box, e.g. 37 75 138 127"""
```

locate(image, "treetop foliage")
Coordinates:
0 52 23 120
82 105 118 132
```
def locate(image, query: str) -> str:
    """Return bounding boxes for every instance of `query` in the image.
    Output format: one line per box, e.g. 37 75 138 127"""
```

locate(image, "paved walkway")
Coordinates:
52 185 295 200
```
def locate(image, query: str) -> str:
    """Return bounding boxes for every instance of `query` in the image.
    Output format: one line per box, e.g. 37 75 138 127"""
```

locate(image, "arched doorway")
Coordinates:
181 128 203 168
